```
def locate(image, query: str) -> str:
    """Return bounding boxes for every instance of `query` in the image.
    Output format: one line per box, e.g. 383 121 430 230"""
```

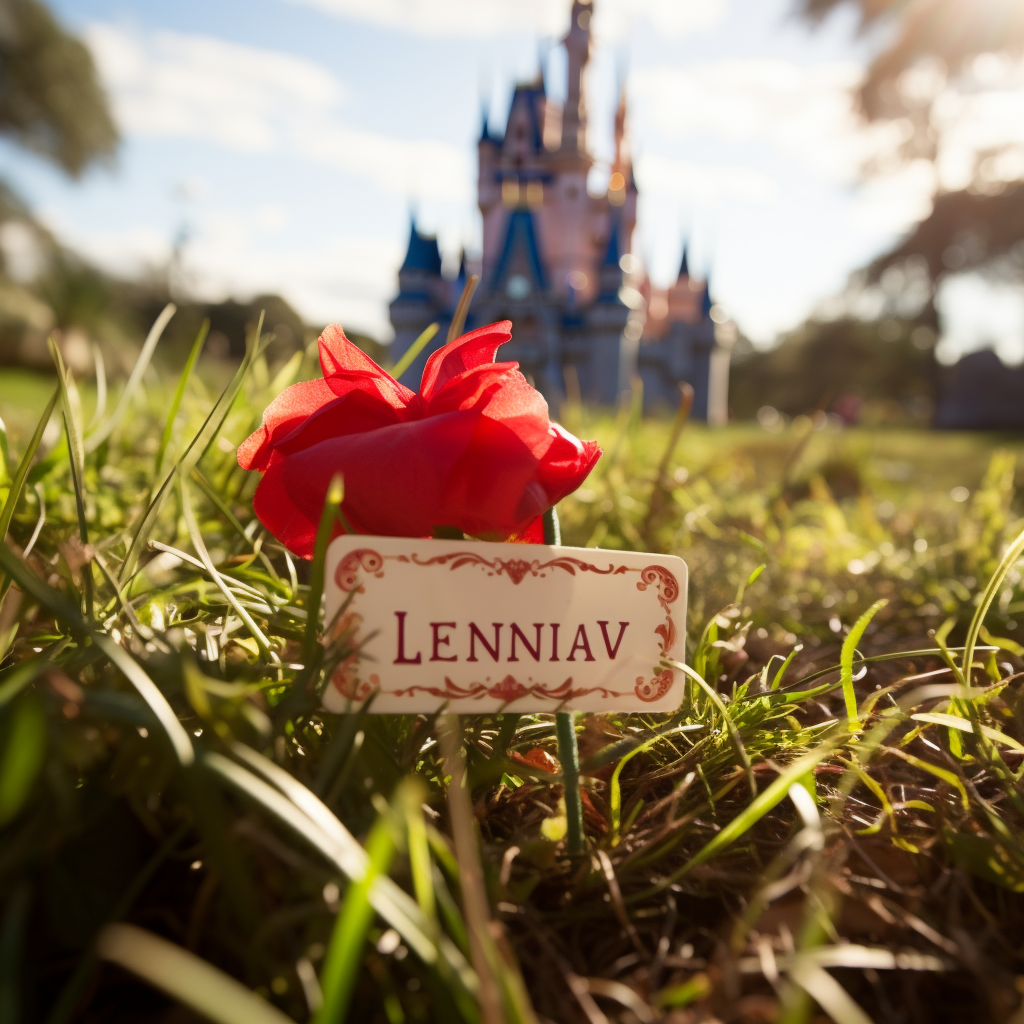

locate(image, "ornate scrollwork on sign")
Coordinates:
334 548 385 592
392 674 626 703
633 564 680 701
635 668 674 702
327 609 380 702
409 550 624 585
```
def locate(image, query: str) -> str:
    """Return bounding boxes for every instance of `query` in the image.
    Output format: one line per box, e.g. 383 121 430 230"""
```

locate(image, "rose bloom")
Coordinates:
238 321 601 557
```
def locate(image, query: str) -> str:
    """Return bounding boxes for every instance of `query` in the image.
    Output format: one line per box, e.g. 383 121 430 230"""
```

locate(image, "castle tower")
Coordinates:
560 0 592 156
389 0 727 420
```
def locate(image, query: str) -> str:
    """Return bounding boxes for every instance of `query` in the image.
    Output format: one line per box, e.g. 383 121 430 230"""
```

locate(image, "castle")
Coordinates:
389 0 729 419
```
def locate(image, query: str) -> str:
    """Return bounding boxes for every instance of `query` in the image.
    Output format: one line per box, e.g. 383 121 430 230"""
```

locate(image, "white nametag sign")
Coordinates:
321 535 687 714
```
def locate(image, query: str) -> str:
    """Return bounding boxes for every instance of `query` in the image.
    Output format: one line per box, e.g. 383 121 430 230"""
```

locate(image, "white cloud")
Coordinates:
845 159 936 235
282 0 727 39
85 23 472 204
630 60 889 180
48 206 403 338
635 152 777 205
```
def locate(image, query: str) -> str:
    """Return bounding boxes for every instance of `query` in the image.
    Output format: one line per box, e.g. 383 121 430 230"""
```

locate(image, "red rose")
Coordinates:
237 321 601 558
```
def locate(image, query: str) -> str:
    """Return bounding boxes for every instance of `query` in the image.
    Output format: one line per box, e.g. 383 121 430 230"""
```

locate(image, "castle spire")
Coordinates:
678 244 690 280
613 80 628 173
701 276 713 319
560 0 592 155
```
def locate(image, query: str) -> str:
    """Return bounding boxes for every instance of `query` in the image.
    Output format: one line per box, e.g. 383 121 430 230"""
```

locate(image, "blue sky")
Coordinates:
2 0 1022 360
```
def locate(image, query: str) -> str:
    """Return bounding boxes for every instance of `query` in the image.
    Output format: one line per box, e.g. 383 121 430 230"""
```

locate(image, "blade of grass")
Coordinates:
86 342 107 431
676 661 756 797
120 330 261 582
910 711 1024 753
204 748 480 1008
0 385 58 545
86 303 175 452
0 695 46 827
179 476 272 657
199 312 265 465
155 318 209 476
962 524 1024 691
770 644 804 690
841 600 887 727
438 714 506 1024
303 474 344 678
94 634 194 766
390 322 439 381
96 924 294 1024
447 275 480 344
48 339 93 618
0 884 31 1023
632 742 836 900
608 725 704 845
313 801 398 1024
787 960 876 1024
45 821 191 1024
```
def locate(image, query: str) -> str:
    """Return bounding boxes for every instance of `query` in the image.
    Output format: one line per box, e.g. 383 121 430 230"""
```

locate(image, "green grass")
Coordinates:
0 338 1023 1024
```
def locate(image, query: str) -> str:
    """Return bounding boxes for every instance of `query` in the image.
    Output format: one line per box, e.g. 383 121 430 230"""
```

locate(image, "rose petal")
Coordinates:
237 377 338 472
272 411 482 545
534 424 602 505
419 320 512 400
440 415 556 535
508 516 546 543
318 324 417 410
251 450 323 559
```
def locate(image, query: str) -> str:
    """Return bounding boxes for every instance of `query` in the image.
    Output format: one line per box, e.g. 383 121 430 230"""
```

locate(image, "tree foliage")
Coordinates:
797 0 1024 284
798 0 1024 118
0 0 117 177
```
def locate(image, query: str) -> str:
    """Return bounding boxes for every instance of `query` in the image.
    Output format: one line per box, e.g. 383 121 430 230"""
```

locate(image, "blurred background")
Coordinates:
0 0 1022 427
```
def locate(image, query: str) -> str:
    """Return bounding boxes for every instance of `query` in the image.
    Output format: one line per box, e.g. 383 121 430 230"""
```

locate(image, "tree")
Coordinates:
0 0 117 177
798 0 1024 285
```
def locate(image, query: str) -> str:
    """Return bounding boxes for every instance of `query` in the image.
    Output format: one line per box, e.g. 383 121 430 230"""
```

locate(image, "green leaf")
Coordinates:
204 748 479 1008
841 599 886 726
0 386 59 546
910 711 1024 753
96 924 294 1024
389 322 438 381
0 695 46 826
155 318 209 476
947 832 1024 893
86 303 175 452
314 802 397 1024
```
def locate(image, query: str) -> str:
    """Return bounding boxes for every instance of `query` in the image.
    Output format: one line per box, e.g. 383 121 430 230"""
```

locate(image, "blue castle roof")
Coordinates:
491 208 547 291
400 219 442 275
701 277 713 319
678 244 690 279
602 219 621 267
479 107 496 145
504 81 546 152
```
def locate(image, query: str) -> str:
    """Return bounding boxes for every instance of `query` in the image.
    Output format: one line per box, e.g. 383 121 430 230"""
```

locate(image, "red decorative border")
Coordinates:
392 675 627 703
330 547 681 704
409 550 625 585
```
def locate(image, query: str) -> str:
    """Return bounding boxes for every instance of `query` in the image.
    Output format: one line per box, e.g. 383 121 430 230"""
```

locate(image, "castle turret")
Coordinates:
389 217 446 385
582 216 629 403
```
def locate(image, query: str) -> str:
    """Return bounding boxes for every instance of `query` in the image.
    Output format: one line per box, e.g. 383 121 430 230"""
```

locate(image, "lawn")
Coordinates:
0 336 1022 1024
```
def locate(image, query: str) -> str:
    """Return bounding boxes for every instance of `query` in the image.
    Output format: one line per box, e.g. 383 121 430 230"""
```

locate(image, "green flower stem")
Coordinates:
545 504 584 856
555 709 585 856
